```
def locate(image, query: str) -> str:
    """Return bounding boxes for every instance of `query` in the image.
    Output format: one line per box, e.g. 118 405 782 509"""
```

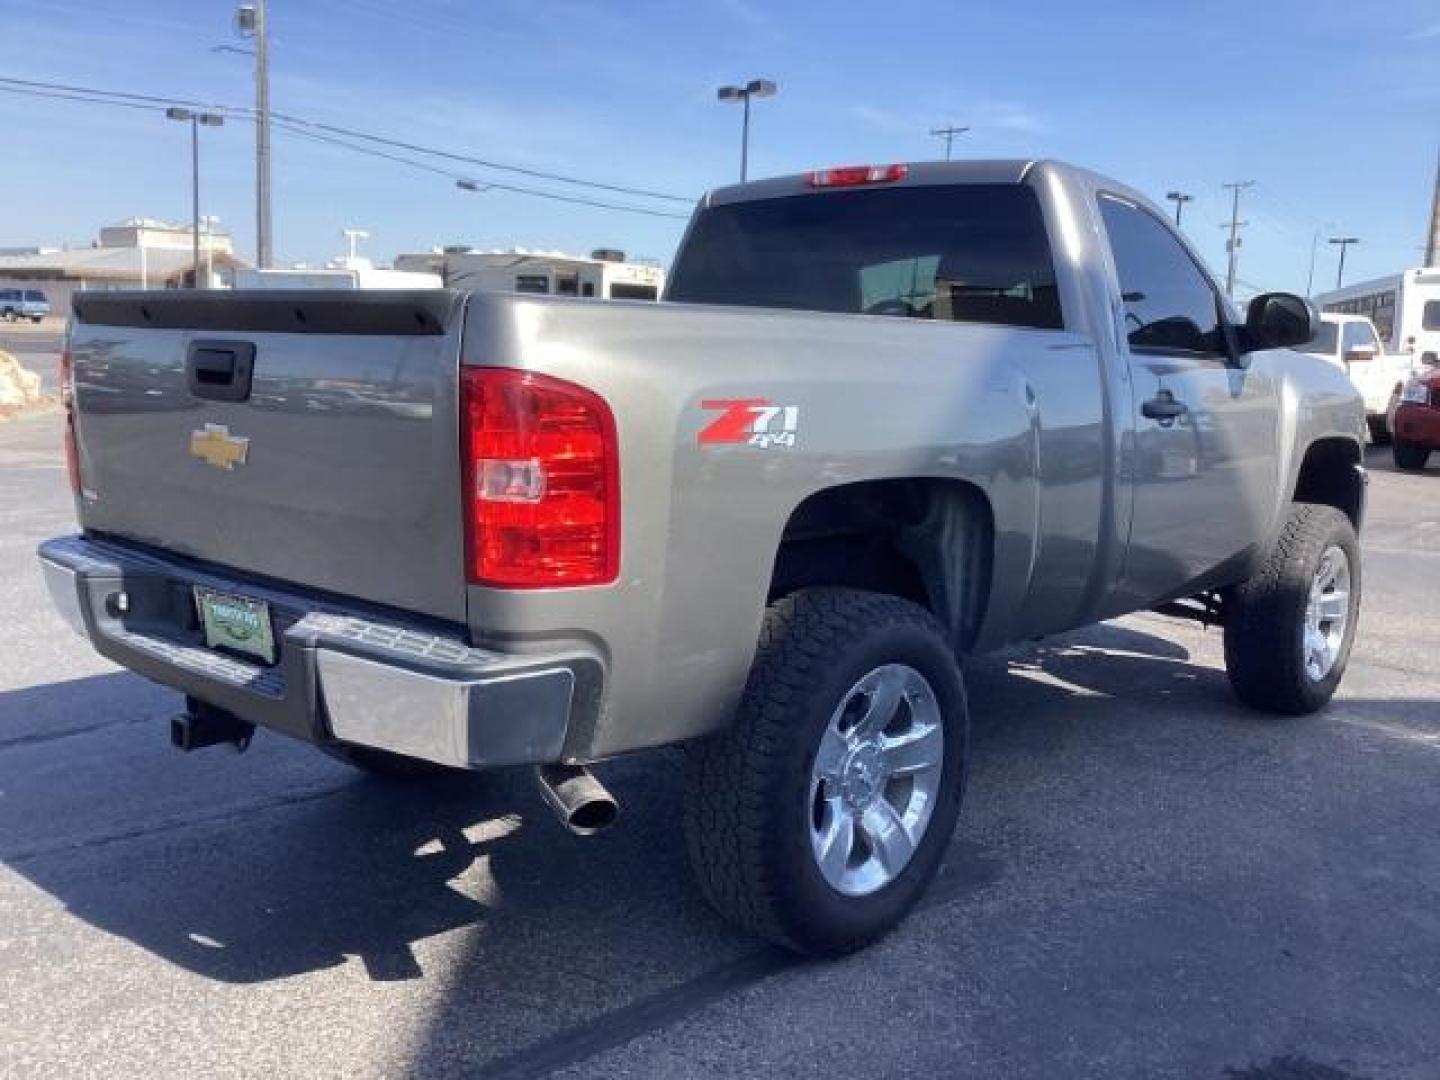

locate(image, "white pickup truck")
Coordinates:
1299 313 1416 440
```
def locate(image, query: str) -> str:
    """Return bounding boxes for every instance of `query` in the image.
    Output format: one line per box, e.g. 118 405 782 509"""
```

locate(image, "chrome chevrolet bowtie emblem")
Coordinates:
189 423 250 470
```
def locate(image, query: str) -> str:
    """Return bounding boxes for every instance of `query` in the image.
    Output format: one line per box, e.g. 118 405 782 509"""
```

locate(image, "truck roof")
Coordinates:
703 159 1042 207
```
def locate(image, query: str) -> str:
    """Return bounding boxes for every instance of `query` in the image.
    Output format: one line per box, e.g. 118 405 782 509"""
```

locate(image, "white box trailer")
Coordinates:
395 249 665 301
233 264 442 290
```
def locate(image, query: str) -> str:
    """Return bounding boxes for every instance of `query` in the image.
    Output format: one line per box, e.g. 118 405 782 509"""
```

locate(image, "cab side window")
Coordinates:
1099 195 1227 357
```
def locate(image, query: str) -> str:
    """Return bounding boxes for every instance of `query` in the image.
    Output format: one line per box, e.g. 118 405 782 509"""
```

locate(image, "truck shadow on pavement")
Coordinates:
3 621 1435 1077
0 622 1280 991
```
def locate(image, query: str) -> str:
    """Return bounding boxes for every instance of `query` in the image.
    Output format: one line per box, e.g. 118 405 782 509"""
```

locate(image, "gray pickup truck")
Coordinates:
40 160 1366 955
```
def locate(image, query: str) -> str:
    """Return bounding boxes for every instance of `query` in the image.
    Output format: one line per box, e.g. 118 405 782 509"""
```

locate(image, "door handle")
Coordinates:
1141 391 1188 422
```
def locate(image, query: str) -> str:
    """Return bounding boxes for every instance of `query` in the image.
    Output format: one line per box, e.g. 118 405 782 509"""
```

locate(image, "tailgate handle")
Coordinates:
187 340 256 402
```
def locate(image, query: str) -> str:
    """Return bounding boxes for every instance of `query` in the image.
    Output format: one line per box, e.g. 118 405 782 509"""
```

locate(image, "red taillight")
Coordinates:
807 163 909 188
460 367 619 588
60 343 80 496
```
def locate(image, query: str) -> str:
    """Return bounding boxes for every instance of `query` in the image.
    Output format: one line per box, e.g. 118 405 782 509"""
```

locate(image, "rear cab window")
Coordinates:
667 184 1063 330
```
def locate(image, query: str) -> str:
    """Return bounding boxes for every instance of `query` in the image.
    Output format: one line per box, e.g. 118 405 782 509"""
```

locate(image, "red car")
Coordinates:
1389 367 1440 470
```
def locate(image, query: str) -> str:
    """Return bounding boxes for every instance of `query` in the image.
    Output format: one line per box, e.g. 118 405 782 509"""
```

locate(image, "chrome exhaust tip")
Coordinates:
534 763 618 836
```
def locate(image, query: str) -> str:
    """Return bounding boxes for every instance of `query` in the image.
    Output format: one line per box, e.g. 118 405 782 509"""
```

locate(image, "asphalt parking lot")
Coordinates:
1 346 1438 1079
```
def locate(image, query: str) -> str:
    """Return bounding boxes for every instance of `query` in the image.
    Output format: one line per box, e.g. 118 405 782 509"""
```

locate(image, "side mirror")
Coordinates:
1241 292 1318 352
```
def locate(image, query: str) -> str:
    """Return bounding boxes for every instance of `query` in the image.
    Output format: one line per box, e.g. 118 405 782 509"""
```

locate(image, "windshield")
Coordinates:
1305 320 1339 355
668 184 1063 330
23 290 46 302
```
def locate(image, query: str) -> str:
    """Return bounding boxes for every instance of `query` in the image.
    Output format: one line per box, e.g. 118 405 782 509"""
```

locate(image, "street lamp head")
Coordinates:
717 85 743 102
165 106 193 122
744 78 777 98
199 112 225 127
1166 191 1193 202
235 4 257 36
1328 236 1359 245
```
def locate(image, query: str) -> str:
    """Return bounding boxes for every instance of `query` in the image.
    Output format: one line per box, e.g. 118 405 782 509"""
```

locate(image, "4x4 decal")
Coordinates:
698 399 800 449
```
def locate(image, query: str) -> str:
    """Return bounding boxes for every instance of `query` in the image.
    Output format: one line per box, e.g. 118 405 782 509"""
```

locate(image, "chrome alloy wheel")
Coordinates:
1304 544 1352 683
808 664 945 897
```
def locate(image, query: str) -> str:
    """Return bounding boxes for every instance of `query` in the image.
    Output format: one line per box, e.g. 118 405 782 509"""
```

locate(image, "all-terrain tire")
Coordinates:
1223 503 1360 715
684 588 968 956
1393 439 1431 471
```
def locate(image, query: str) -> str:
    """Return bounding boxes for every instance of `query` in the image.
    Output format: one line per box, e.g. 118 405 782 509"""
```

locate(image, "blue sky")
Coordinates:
1 0 1436 292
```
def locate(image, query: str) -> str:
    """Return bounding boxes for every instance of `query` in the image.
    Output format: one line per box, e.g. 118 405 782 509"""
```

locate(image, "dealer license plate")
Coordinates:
195 588 276 665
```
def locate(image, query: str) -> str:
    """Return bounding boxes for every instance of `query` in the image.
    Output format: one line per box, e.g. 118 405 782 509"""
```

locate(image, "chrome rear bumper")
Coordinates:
38 535 597 769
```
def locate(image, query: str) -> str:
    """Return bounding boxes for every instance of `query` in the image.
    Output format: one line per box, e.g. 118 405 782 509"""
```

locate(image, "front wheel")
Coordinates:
1223 503 1360 715
1393 440 1431 471
684 588 968 956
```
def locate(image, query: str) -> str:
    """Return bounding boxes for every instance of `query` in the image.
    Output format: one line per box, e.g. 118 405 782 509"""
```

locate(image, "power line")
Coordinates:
0 74 224 112
269 111 694 203
0 79 686 220
0 83 173 114
272 119 690 219
0 74 695 204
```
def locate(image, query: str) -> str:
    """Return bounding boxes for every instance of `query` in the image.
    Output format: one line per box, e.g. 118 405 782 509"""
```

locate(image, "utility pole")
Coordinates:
1426 145 1439 268
1221 180 1254 299
236 3 272 267
1165 191 1193 228
930 125 969 161
255 0 271 267
1329 236 1359 288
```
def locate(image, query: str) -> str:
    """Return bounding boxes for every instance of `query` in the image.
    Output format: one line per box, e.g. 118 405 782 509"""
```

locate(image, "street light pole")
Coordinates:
166 108 224 288
1165 190 1193 228
717 79 777 182
1329 236 1359 289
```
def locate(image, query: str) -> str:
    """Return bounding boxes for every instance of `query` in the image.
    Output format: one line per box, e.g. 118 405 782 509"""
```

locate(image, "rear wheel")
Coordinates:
684 588 967 956
1223 503 1360 715
1393 440 1431 471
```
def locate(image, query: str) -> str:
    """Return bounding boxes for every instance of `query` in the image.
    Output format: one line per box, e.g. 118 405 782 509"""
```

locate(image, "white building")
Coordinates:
0 217 247 315
395 248 665 300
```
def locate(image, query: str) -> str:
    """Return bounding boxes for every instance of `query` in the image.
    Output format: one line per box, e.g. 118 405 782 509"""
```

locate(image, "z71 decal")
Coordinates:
698 399 800 449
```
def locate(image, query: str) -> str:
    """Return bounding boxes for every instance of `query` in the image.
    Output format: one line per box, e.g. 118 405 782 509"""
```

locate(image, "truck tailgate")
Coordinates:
68 290 468 623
